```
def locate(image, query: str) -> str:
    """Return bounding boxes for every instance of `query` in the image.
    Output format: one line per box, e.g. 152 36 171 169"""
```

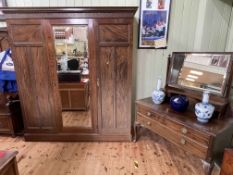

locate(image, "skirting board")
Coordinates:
24 133 132 142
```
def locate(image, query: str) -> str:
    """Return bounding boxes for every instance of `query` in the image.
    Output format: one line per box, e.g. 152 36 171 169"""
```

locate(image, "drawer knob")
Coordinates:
146 121 151 126
180 138 186 145
181 127 188 134
146 112 151 116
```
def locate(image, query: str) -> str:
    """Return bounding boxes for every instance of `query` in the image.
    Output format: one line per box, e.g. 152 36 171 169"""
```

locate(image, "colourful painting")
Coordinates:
138 0 171 48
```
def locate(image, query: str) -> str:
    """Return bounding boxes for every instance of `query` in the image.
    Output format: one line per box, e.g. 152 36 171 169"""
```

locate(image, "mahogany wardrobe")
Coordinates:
2 7 137 141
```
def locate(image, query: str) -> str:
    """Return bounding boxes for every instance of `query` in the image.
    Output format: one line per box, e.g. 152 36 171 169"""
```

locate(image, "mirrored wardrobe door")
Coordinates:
52 24 92 129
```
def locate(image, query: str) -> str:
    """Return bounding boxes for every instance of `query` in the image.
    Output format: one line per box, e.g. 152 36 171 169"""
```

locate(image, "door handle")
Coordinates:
97 78 100 87
106 52 112 65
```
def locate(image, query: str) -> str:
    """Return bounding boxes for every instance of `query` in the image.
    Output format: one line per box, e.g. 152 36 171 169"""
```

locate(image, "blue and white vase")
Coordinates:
195 91 215 123
152 78 165 104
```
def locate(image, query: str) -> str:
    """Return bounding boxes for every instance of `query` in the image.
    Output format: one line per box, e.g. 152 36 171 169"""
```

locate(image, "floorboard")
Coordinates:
0 128 219 175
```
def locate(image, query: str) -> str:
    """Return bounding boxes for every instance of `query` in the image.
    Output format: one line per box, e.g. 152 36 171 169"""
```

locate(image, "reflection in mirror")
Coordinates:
169 53 232 96
53 25 91 128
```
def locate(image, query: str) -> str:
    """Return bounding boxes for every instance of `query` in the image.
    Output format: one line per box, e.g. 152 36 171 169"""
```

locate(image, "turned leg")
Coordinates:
133 122 139 142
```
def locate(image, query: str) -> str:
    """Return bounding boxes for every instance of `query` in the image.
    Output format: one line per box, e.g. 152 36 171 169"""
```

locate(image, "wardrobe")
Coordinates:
3 7 137 141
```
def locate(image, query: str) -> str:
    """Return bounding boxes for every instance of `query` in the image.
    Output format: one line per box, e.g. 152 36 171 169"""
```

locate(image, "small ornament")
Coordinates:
152 78 165 104
170 95 189 112
195 91 215 123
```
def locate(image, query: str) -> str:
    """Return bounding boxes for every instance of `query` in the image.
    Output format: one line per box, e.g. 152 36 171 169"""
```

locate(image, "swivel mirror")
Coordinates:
166 52 233 116
168 52 233 97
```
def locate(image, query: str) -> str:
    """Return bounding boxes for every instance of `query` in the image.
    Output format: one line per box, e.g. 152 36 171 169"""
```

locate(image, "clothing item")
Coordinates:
0 48 17 92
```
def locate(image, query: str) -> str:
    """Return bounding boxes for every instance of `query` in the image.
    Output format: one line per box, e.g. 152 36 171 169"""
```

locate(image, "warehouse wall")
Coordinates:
5 0 233 100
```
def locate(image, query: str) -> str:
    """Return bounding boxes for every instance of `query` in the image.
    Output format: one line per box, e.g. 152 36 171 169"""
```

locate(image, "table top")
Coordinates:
136 97 233 136
0 150 18 171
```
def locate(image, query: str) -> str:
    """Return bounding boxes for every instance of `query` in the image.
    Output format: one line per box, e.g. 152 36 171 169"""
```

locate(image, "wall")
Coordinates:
226 4 233 51
5 0 233 100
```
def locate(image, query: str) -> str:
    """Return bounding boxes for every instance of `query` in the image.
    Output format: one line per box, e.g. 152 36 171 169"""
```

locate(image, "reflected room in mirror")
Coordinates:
168 52 233 96
53 25 91 128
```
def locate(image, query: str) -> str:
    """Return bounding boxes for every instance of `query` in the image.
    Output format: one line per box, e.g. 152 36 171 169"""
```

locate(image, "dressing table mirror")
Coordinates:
166 52 233 116
135 52 233 174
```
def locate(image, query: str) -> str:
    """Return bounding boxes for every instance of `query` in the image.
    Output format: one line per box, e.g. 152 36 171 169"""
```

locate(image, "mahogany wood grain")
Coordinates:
0 28 10 51
99 47 115 130
2 7 138 19
0 151 19 175
42 19 66 133
137 114 209 159
13 47 40 131
136 98 233 136
10 24 43 43
0 107 24 137
59 91 69 109
116 47 131 129
87 19 98 133
3 7 137 141
97 18 133 136
0 30 24 137
99 25 129 42
8 20 60 133
220 149 233 175
137 105 211 146
0 116 13 135
135 97 233 175
70 91 87 110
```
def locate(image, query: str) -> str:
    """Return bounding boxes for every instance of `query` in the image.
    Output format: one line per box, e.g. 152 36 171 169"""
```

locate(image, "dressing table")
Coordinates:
134 52 233 174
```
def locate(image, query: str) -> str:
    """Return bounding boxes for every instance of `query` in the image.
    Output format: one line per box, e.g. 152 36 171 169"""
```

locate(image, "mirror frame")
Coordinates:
49 19 98 133
166 52 233 115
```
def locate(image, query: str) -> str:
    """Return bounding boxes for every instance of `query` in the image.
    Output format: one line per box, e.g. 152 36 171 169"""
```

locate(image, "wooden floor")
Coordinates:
62 110 91 128
0 129 219 175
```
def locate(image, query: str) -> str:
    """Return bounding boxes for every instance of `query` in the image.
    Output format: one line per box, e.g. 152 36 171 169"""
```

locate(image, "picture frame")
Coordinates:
0 0 7 20
138 0 171 49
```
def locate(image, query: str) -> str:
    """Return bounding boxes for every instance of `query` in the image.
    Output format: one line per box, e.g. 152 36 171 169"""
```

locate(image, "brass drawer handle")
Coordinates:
146 112 151 116
181 127 188 134
180 138 186 145
146 121 151 126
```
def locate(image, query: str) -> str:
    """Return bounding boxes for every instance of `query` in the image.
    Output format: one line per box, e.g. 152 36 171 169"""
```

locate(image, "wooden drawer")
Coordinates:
136 114 209 159
137 106 211 147
0 117 12 132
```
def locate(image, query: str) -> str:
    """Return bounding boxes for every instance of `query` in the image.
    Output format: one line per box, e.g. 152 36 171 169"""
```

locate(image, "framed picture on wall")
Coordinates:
0 0 7 20
138 0 171 49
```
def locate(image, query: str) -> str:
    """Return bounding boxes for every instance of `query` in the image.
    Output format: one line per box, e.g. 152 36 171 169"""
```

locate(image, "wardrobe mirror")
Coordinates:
168 52 233 96
53 25 91 128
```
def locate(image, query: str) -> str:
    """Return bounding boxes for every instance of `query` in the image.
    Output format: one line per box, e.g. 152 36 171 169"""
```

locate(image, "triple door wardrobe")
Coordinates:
3 7 137 141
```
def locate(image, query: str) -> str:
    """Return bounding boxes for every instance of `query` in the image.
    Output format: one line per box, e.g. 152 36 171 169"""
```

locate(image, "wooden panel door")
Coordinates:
7 19 61 132
96 19 133 136
0 29 10 51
